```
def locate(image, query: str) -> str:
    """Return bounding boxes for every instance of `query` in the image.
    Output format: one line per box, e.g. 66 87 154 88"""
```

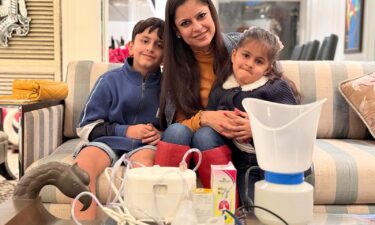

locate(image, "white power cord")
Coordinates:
71 148 203 225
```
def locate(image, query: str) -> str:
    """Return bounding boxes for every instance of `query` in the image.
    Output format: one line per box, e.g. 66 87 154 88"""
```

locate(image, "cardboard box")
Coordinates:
211 162 237 225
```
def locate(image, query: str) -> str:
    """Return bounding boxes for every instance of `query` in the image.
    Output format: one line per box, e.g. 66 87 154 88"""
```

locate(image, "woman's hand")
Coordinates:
126 124 161 145
220 108 252 142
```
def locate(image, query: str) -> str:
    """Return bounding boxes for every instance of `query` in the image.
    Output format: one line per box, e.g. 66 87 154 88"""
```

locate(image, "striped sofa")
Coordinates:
23 60 375 219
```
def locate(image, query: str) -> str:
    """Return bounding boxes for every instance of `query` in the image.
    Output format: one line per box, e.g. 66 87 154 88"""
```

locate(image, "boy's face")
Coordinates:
231 40 271 86
129 27 163 76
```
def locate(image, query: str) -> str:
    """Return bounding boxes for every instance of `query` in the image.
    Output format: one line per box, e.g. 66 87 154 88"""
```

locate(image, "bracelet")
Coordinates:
198 110 203 126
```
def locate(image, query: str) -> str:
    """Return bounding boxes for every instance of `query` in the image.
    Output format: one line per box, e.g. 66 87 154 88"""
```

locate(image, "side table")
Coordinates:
0 131 16 180
0 100 62 178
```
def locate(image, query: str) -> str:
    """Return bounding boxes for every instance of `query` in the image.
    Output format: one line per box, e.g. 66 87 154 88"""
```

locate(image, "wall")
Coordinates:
153 0 375 61
108 0 157 44
304 0 374 61
61 0 104 79
344 0 375 61
0 0 62 95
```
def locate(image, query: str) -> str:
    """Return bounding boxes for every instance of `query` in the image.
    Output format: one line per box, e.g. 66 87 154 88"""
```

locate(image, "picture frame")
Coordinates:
344 0 365 53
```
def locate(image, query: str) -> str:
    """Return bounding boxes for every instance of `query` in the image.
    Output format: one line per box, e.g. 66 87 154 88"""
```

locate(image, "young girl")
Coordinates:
207 26 301 206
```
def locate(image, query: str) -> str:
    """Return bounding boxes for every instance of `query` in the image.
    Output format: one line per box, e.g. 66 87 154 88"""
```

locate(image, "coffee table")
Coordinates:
2 197 374 225
0 198 104 225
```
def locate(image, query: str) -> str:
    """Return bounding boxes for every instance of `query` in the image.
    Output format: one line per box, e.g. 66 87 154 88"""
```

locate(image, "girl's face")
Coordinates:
231 40 271 86
174 0 215 52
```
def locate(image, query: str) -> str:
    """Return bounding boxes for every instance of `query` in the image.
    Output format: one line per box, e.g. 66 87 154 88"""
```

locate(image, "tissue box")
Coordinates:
211 162 237 225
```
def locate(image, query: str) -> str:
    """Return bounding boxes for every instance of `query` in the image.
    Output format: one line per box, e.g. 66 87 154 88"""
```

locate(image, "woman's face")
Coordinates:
174 0 216 52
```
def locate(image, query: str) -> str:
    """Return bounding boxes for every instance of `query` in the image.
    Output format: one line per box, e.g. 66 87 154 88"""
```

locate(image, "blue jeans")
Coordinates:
230 147 264 206
161 123 225 151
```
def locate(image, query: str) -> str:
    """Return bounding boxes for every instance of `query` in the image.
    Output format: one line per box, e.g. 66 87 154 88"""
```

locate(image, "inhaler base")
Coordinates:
254 180 313 225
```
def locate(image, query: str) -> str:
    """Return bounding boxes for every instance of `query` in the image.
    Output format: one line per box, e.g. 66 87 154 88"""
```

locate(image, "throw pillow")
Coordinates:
339 71 375 138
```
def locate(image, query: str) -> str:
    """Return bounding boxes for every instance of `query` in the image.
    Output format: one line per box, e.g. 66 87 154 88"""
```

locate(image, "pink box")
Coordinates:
211 162 237 225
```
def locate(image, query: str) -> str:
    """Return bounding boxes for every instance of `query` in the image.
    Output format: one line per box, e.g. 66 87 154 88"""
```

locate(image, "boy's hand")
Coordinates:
126 124 154 140
141 124 161 146
126 124 161 146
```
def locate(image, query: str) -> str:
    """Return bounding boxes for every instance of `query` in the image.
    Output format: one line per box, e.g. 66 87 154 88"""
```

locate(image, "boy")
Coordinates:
73 17 164 220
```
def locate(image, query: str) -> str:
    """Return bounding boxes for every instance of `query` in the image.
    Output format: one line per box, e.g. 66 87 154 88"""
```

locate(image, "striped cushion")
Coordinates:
314 204 375 214
280 61 375 139
63 61 122 138
27 139 126 205
312 139 375 204
23 104 64 170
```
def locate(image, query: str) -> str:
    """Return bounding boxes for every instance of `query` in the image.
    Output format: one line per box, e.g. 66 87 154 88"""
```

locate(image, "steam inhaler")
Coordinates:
243 98 326 225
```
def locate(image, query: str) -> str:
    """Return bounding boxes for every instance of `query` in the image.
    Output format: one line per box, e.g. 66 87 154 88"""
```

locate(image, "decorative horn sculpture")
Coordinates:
13 162 92 211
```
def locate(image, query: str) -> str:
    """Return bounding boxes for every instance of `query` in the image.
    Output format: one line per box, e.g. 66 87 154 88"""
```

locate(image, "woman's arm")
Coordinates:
176 109 238 139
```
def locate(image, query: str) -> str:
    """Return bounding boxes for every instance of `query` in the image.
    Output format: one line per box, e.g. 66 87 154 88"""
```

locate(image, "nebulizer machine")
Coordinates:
71 148 225 225
242 98 326 225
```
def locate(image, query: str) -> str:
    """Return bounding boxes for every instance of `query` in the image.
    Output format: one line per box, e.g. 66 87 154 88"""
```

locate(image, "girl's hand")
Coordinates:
201 110 237 138
221 108 252 141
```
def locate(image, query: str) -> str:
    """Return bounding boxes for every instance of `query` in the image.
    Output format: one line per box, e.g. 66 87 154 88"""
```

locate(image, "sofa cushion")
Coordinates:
63 61 122 138
339 71 375 138
280 61 375 139
312 139 375 204
314 205 375 214
22 104 65 171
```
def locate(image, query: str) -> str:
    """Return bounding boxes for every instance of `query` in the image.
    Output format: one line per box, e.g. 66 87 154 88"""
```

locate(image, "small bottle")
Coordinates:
171 200 198 225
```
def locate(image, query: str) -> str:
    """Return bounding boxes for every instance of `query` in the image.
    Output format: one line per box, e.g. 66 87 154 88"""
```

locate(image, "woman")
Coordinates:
155 0 249 189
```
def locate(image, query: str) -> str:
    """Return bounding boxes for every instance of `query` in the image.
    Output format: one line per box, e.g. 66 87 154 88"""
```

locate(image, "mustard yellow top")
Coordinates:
176 50 215 132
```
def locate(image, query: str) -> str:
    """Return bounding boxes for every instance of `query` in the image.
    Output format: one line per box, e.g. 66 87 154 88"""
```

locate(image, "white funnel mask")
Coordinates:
242 98 327 174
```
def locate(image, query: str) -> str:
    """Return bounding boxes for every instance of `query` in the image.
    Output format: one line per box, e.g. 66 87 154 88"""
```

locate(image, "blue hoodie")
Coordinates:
77 57 161 152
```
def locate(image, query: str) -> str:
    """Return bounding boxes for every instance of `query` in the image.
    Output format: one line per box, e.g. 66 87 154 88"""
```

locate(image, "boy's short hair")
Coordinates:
131 17 164 42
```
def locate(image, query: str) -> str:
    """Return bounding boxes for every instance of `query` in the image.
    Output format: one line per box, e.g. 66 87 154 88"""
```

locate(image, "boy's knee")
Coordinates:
130 149 155 167
75 146 111 172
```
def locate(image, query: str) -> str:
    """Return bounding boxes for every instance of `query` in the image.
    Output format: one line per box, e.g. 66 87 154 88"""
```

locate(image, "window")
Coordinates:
218 1 300 59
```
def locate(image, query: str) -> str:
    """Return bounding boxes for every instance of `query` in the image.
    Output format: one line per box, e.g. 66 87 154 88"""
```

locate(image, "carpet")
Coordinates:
0 180 17 204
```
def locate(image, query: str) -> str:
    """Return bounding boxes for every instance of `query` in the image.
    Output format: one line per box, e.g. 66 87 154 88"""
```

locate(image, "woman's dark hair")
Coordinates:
159 0 229 129
216 27 302 103
131 17 164 42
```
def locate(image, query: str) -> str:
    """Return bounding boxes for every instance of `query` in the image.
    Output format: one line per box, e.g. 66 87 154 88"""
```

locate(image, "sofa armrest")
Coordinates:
21 101 64 175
